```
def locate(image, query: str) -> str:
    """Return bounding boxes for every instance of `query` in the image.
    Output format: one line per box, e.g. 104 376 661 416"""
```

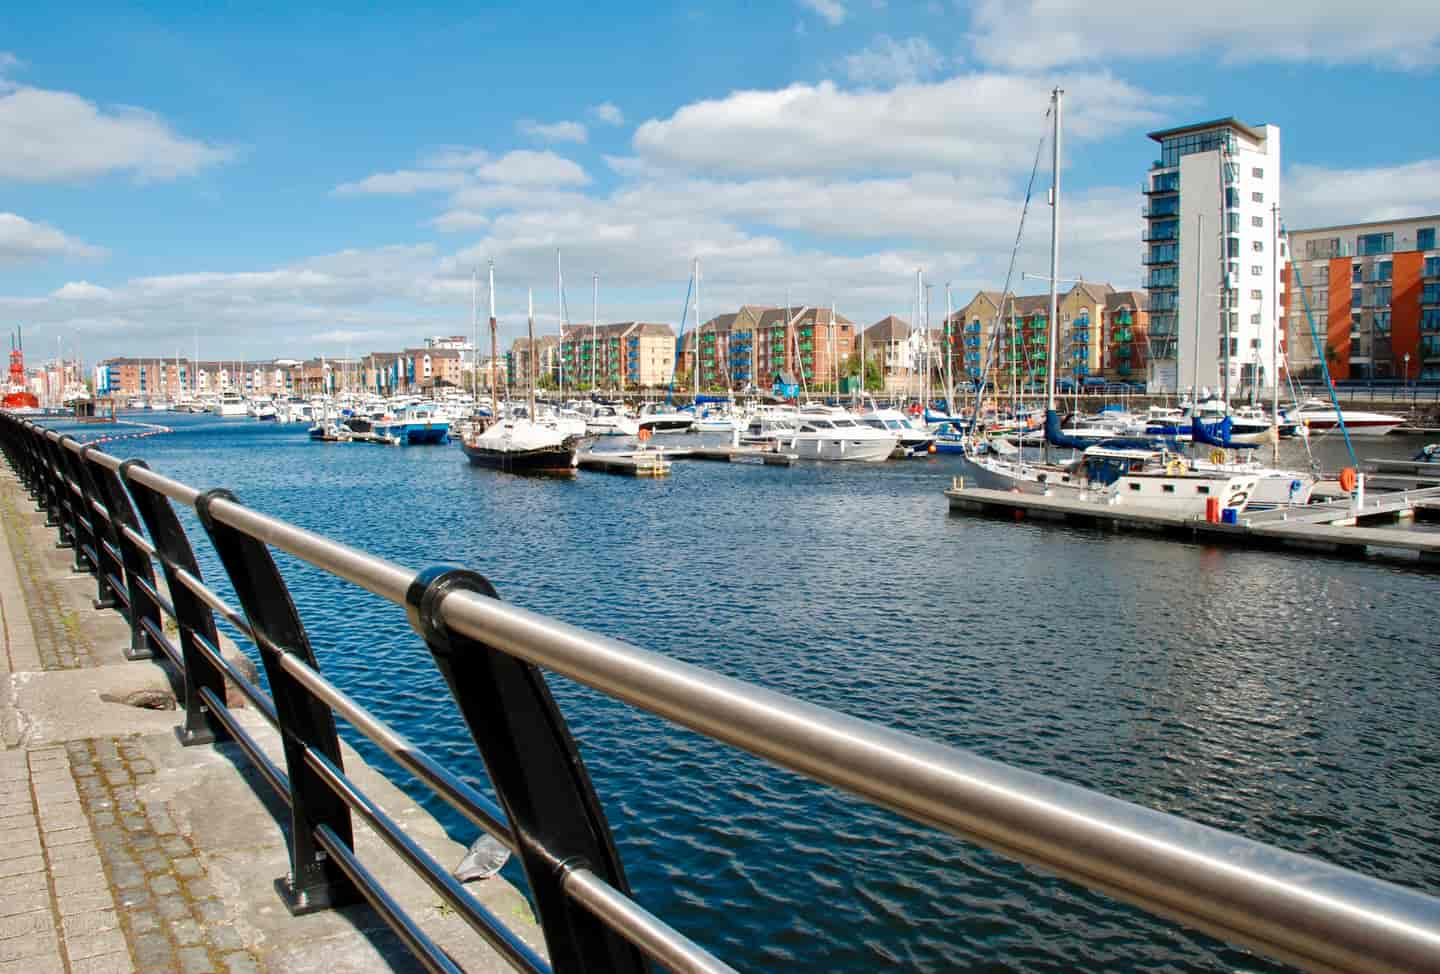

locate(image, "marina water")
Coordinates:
61 415 1440 972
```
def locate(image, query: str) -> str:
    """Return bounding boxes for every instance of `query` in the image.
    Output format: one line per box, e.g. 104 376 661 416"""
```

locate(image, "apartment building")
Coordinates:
560 321 676 390
1284 216 1440 381
949 282 1129 388
682 306 853 391
1143 118 1282 394
1103 291 1150 384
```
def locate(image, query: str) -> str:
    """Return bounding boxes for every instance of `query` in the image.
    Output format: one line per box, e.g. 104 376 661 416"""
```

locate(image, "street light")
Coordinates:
1403 352 1410 389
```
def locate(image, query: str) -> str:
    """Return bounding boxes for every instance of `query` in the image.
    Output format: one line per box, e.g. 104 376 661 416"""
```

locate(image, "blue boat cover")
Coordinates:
1191 416 1255 449
1044 409 1091 451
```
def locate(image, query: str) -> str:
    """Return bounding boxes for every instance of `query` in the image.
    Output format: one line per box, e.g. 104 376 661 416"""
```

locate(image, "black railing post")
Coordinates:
74 446 122 611
39 434 67 534
119 461 230 744
193 488 360 914
406 567 647 974
54 438 106 599
94 458 161 661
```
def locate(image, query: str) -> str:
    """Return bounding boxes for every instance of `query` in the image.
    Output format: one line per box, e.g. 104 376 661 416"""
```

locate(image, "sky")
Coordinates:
3 1 1440 365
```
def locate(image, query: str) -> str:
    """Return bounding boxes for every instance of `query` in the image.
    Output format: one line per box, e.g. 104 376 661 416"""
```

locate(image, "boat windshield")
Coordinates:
832 419 858 428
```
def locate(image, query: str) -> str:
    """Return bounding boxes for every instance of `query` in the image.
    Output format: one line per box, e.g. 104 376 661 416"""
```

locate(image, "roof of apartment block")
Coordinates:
1106 290 1148 311
863 315 910 341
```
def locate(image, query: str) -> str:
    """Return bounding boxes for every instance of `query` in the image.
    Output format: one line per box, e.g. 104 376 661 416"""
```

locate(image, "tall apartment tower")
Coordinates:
1143 119 1282 396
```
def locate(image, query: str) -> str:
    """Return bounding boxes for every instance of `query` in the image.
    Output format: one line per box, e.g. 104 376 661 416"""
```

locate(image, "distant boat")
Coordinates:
636 402 692 433
1292 398 1402 437
380 403 449 444
215 392 247 417
461 419 577 473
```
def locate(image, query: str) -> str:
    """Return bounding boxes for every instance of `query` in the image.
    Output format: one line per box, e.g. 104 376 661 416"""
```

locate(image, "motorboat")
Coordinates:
785 407 898 462
378 403 450 444
858 407 935 456
215 392 248 417
582 403 639 437
461 419 577 473
636 402 693 434
1291 398 1403 437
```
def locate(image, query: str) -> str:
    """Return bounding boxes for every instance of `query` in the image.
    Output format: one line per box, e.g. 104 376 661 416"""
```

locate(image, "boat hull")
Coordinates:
462 439 577 473
403 424 450 445
787 435 896 462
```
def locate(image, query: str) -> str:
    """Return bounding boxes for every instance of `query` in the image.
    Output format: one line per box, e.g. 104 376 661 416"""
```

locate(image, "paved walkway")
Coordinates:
0 457 543 973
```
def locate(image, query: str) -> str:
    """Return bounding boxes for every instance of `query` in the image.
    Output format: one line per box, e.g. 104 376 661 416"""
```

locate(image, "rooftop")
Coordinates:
1147 117 1265 144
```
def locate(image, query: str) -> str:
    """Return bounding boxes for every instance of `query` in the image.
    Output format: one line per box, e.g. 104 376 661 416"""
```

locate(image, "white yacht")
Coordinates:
786 408 897 462
1291 398 1403 437
858 407 935 456
636 402 693 434
582 403 639 437
215 392 247 417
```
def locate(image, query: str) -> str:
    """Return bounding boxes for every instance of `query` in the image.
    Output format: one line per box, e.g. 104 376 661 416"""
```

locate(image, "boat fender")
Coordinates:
1209 448 1226 465
1338 467 1358 492
1166 459 1184 476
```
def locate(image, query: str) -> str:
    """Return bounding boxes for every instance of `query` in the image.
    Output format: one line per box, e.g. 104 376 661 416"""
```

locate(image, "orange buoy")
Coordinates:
1338 467 1358 492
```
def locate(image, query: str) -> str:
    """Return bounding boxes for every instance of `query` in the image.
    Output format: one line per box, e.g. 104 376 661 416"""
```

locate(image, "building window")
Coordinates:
1225 188 1240 209
1357 232 1394 256
1250 313 1262 324
1251 191 1264 203
1251 338 1261 348
1251 265 1264 276
1419 228 1436 251
1251 215 1264 228
1251 167 1264 178
1252 240 1264 252
1250 289 1264 300
1375 285 1392 306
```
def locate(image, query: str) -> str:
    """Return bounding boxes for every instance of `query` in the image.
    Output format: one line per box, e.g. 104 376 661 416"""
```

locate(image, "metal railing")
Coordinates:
2 412 1439 974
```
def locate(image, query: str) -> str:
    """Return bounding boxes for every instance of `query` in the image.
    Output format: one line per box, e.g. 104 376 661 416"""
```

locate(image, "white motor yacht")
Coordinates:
786 408 897 462
583 403 639 437
636 402 693 434
1292 398 1403 437
215 392 247 417
858 407 934 456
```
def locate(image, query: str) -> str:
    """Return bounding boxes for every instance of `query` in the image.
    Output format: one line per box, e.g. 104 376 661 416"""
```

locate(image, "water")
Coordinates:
49 415 1440 971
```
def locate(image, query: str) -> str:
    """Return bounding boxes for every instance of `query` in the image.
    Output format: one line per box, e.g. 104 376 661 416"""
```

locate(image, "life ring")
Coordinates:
1209 448 1226 465
1338 467 1358 492
1166 459 1184 477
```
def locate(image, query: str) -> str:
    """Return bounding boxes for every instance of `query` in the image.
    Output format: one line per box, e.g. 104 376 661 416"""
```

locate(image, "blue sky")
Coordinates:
3 1 1439 364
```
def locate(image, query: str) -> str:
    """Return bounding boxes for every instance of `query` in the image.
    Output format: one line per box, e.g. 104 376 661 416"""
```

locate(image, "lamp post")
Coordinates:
1403 352 1410 389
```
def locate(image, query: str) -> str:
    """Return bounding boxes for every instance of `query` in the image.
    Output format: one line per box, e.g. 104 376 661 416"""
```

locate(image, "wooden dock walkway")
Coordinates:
577 445 796 475
943 481 1440 562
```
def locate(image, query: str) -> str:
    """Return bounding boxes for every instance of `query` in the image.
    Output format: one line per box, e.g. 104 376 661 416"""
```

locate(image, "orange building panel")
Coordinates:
1327 257 1351 380
1392 251 1422 379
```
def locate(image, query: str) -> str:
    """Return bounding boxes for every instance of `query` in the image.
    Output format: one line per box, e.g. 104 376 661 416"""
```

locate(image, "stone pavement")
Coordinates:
0 456 544 973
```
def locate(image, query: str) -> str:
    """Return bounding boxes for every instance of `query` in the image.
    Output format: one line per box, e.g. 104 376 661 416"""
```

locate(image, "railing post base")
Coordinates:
92 596 119 611
173 723 216 748
123 640 156 661
274 874 353 917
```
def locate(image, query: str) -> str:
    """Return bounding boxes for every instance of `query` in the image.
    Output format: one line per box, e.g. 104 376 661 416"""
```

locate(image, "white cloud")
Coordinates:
421 147 490 169
798 0 847 26
518 119 588 143
633 74 1169 176
589 102 625 126
51 281 112 300
1285 159 1440 229
332 169 469 196
476 150 589 186
841 35 946 86
0 68 231 183
0 213 106 261
968 0 1440 70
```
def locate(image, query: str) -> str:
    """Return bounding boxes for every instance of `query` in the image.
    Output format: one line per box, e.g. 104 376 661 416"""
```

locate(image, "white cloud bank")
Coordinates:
0 213 106 261
0 59 231 183
968 0 1440 70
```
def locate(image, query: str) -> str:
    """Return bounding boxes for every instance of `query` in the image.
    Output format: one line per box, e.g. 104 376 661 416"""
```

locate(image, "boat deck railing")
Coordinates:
2 412 1438 974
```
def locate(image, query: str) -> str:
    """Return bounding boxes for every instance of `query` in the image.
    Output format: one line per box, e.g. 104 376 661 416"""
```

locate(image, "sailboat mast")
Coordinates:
1045 86 1062 418
1272 203 1281 465
945 283 954 413
555 249 565 400
592 273 598 392
527 288 538 422
470 267 478 400
693 257 701 403
488 261 499 412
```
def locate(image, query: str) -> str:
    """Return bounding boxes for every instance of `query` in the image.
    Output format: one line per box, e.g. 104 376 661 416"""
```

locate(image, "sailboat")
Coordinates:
461 284 578 473
958 89 1260 514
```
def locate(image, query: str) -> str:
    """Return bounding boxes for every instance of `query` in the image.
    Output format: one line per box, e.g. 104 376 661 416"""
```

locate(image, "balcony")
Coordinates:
1142 225 1179 243
1113 329 1132 343
1143 199 1180 218
1117 364 1133 376
1117 346 1133 359
1143 173 1180 195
